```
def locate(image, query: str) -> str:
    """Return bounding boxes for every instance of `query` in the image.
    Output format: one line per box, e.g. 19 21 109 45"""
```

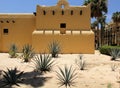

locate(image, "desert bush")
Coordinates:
56 65 77 88
99 45 120 55
33 53 54 73
9 44 18 58
111 64 118 71
2 67 23 87
79 54 83 60
48 41 61 58
107 83 112 88
21 44 35 62
109 48 120 60
75 55 86 70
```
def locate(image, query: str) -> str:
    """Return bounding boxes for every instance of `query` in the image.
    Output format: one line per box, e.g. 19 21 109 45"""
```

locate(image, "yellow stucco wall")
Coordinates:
0 14 35 52
36 2 91 30
32 30 94 54
0 0 94 53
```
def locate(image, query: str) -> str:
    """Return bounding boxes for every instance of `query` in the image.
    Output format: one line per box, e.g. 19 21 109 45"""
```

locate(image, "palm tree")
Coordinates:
112 11 120 45
91 20 98 29
83 0 108 18
83 0 108 47
98 14 107 45
91 20 100 49
112 12 120 23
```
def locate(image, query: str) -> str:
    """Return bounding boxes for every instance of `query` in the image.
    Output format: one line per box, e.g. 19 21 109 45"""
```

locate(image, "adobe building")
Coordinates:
0 0 94 53
103 22 120 46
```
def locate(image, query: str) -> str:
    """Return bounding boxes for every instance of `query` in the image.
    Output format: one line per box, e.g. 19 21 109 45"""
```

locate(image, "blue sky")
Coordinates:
0 0 120 23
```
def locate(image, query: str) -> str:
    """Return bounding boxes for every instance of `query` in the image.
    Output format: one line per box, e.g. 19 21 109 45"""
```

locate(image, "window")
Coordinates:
62 10 64 15
43 10 46 15
12 20 15 23
6 21 9 23
71 10 73 15
80 10 82 15
60 23 66 28
52 10 55 15
61 5 65 9
33 12 36 16
1 21 3 23
117 27 119 29
3 29 8 34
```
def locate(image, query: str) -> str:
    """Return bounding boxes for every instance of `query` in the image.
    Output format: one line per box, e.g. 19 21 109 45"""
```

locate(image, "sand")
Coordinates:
0 51 120 88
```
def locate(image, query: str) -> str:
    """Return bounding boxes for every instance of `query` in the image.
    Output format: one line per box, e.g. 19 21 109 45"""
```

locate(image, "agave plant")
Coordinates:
2 67 23 87
109 48 120 60
56 65 77 88
33 53 54 73
9 44 18 58
21 44 35 62
111 64 118 71
48 41 61 58
75 55 86 70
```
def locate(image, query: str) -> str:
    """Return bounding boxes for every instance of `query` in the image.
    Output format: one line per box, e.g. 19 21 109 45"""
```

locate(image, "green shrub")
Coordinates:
33 53 54 73
99 45 120 55
9 44 18 58
48 41 61 58
21 44 35 62
2 67 23 87
56 65 77 88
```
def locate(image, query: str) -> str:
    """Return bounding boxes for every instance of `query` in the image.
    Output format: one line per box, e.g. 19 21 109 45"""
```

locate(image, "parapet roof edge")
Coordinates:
38 4 87 7
0 13 33 15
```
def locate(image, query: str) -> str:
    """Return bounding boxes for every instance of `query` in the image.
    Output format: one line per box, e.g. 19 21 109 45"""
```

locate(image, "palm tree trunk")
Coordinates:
100 23 105 46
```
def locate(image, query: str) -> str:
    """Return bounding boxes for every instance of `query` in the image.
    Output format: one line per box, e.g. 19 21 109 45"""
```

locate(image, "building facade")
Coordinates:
103 22 120 46
0 0 94 53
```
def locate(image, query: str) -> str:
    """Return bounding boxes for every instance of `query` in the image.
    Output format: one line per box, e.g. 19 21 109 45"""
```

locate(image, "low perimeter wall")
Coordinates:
32 30 94 54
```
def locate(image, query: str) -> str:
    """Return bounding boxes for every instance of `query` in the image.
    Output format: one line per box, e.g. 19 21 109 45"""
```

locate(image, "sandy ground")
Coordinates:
0 51 120 88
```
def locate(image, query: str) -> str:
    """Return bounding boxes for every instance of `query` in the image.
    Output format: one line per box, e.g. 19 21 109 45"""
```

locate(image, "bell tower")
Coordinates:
57 0 69 9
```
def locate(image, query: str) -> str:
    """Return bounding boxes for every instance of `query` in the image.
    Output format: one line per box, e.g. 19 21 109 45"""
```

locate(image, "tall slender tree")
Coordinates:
98 14 106 45
91 20 99 49
83 0 108 47
84 0 108 18
91 20 98 29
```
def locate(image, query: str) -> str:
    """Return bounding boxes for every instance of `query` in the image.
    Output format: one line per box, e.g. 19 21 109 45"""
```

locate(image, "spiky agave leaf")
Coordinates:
33 53 54 73
2 67 24 87
109 48 120 60
21 44 35 62
75 56 86 70
56 65 77 88
9 44 18 58
48 41 61 58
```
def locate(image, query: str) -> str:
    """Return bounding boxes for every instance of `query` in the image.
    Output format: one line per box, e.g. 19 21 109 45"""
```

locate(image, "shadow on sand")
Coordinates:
21 71 52 87
0 71 52 88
